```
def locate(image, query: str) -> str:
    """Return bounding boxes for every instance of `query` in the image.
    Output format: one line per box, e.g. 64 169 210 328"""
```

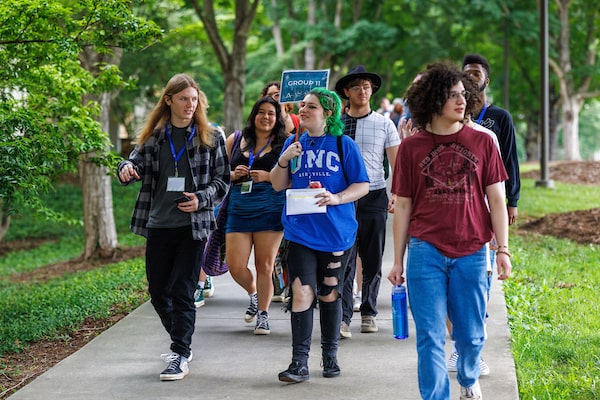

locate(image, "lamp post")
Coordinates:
536 0 554 188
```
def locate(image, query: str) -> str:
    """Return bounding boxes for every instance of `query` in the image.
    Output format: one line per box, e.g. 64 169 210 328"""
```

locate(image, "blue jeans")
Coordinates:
406 237 488 400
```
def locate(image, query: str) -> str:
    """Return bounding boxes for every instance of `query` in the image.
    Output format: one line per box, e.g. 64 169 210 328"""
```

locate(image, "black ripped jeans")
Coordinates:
285 241 352 364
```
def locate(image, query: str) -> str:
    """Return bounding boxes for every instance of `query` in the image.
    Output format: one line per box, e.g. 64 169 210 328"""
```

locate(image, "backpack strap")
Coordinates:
228 130 243 167
337 135 348 185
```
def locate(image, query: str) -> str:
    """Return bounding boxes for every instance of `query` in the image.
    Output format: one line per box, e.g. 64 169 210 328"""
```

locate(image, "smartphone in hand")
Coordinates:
174 196 191 204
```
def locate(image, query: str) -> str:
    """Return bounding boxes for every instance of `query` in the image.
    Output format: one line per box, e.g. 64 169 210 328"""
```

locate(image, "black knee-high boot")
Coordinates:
319 298 341 357
279 308 313 383
319 298 342 377
291 308 313 363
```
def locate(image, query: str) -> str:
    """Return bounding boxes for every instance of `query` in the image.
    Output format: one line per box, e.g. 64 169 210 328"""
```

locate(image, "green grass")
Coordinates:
0 180 148 357
518 178 600 219
0 258 147 355
505 234 600 399
505 173 600 399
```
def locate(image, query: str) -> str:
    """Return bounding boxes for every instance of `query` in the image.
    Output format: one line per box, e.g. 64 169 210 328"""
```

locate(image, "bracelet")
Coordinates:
277 160 289 169
496 249 512 258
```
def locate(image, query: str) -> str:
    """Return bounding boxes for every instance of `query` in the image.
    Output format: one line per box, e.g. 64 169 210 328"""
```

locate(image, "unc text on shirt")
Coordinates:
292 149 341 173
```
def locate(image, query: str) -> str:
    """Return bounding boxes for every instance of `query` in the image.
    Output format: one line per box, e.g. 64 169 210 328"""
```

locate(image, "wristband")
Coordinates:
496 249 512 258
277 160 289 168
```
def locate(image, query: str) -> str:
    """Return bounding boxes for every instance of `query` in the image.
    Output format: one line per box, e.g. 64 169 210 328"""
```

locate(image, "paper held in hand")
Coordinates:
286 188 327 215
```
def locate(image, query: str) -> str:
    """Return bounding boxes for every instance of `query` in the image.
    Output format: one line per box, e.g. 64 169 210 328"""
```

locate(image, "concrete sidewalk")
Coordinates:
10 218 519 400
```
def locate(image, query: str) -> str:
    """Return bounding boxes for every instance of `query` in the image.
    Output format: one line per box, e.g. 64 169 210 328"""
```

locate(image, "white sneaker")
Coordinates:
447 350 458 372
159 353 189 381
340 321 352 339
203 276 214 298
460 380 482 400
352 295 361 312
448 351 490 376
479 357 490 376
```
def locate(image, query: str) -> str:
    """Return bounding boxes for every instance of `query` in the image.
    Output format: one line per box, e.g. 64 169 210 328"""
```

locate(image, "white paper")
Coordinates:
286 188 327 215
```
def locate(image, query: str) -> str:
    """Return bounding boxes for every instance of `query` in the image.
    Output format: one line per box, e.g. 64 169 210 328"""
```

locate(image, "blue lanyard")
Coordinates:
303 134 327 183
248 137 271 169
165 124 196 176
476 102 489 125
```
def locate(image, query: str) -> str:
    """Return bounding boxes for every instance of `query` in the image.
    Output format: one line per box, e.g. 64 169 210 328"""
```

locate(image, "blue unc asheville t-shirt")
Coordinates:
281 132 369 252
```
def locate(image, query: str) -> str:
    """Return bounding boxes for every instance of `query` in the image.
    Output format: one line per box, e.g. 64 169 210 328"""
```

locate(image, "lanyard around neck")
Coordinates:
248 137 271 169
302 134 327 183
475 102 489 125
165 124 196 176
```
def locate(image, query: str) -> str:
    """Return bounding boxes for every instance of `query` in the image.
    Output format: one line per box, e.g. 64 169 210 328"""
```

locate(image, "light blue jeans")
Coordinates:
406 237 488 400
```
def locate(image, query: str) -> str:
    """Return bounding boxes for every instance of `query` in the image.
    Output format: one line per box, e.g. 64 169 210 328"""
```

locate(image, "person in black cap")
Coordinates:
335 65 401 337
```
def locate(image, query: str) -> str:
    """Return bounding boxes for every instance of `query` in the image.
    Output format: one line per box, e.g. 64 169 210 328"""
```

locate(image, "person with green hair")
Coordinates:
270 87 369 383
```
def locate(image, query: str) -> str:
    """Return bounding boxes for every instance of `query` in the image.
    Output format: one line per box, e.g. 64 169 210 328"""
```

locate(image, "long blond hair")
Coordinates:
136 73 215 148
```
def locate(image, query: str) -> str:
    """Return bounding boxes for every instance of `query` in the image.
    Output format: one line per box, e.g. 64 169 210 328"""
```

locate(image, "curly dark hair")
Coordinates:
405 62 464 129
461 73 482 121
242 96 288 153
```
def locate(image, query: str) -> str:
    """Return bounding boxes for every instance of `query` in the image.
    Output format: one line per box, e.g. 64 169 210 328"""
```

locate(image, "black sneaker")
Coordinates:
278 360 309 383
321 356 340 378
159 353 189 381
254 311 270 335
244 293 259 323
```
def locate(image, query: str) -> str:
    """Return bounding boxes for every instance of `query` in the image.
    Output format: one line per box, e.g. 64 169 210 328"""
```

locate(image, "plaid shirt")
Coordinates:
118 124 230 240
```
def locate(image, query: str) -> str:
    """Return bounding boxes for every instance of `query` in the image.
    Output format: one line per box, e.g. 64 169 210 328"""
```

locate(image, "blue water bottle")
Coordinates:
392 285 408 339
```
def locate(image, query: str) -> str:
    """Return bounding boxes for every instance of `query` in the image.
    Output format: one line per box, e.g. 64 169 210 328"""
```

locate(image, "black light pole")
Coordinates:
536 0 554 188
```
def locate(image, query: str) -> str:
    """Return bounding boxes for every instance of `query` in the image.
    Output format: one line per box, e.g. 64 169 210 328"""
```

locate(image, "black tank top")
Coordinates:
230 139 280 184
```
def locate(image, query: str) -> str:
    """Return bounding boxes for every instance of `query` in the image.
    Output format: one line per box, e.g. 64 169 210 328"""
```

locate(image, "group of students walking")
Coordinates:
117 52 519 400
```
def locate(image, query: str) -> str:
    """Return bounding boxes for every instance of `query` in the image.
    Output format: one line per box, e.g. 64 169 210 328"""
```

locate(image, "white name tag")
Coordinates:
167 176 185 192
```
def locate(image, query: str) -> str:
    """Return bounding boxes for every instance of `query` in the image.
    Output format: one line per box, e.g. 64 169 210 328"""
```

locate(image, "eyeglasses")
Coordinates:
448 91 470 101
349 85 372 93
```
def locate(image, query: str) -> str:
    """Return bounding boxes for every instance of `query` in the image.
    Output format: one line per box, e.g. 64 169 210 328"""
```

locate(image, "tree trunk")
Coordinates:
270 0 284 56
549 90 561 161
304 0 316 70
0 200 10 242
525 115 539 161
80 150 118 260
78 48 120 260
189 0 260 134
222 66 245 134
561 97 583 160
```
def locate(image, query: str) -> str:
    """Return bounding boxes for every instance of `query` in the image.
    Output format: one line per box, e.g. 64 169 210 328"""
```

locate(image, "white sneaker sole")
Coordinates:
160 369 189 381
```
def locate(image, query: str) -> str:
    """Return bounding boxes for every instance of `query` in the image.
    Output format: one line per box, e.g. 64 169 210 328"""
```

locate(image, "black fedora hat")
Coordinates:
334 65 382 99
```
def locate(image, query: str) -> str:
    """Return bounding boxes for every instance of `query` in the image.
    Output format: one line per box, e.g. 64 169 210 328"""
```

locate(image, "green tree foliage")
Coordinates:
115 2 225 137
0 0 161 233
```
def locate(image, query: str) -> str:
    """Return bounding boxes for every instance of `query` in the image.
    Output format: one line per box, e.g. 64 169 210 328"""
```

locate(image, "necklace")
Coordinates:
308 132 326 146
